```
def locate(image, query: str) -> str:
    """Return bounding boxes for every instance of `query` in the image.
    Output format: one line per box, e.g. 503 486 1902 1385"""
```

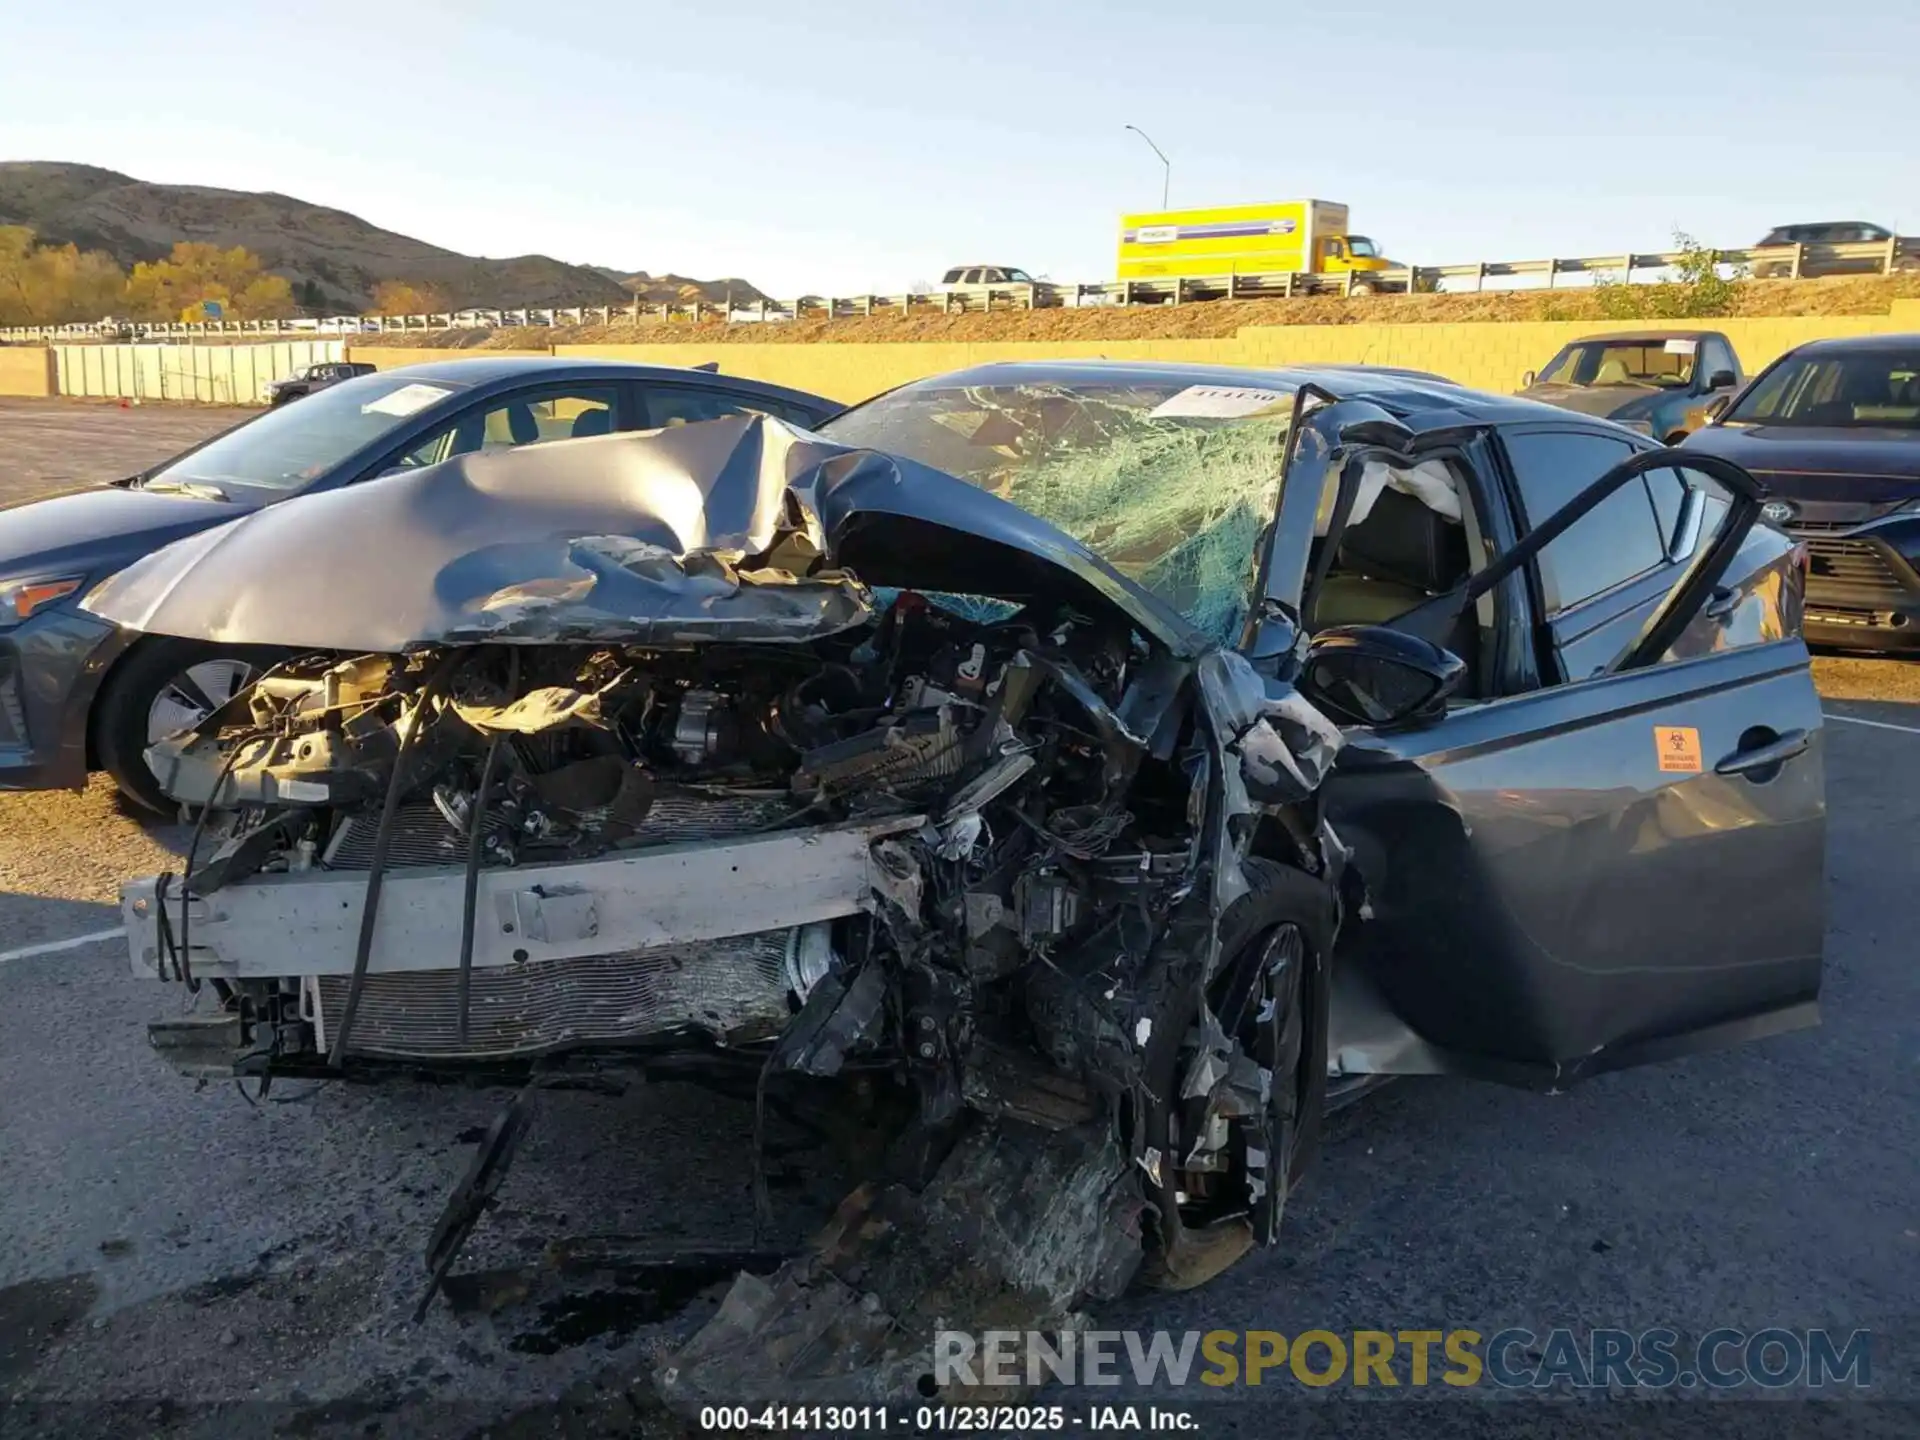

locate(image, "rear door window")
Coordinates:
641 384 823 429
475 387 618 450
1501 429 1668 612
388 384 620 470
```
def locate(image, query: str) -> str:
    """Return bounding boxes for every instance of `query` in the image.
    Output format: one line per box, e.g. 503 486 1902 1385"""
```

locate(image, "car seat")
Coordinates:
1311 488 1480 688
570 407 613 438
506 401 541 444
1593 357 1634 386
1806 365 1893 424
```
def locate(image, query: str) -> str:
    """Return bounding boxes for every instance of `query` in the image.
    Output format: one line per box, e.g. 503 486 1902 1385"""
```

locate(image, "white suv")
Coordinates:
940 265 1048 292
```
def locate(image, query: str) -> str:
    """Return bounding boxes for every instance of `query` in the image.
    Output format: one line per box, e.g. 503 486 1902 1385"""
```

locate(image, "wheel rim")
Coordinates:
147 658 255 744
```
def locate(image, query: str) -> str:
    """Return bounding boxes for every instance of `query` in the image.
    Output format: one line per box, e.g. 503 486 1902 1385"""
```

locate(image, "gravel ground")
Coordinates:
1 399 1917 1439
0 398 249 502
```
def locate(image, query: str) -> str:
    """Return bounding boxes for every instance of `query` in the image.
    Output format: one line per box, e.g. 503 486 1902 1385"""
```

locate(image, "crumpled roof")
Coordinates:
82 415 1207 655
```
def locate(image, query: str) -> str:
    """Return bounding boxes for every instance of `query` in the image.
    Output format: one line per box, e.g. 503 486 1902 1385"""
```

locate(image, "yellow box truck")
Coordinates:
1116 200 1394 286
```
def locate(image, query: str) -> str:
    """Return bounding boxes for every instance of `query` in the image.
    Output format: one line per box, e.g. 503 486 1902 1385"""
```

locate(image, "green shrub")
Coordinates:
1592 232 1747 318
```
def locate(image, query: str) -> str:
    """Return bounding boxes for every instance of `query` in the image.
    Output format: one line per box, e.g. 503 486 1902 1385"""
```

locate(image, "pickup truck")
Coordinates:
265 361 376 406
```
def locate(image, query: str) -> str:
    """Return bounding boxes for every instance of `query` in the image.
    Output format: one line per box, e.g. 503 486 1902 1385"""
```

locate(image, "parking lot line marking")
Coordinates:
1826 713 1920 736
0 927 124 964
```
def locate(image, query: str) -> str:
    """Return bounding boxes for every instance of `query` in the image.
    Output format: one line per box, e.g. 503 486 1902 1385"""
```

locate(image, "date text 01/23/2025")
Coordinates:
697 1404 1198 1431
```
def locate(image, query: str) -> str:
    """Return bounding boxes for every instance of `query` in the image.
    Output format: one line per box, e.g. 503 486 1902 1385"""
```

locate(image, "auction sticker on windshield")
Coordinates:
362 382 453 417
1664 338 1699 355
1149 385 1291 419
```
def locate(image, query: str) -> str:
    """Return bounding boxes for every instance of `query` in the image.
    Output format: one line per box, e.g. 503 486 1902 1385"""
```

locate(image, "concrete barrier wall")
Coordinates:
1229 306 1920 395
554 338 1247 403
345 300 1920 406
52 341 344 403
536 302 1920 404
0 347 56 397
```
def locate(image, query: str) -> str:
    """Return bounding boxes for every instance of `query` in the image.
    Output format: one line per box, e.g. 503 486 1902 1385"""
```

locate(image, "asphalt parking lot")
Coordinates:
2 397 1918 1438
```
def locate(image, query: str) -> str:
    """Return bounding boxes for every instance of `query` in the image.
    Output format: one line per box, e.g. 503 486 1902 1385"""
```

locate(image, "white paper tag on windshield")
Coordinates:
1664 338 1698 355
361 382 452 417
1149 385 1291 419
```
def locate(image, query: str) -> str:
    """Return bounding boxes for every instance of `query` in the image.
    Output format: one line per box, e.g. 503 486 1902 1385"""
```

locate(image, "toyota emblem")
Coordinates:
1761 499 1796 525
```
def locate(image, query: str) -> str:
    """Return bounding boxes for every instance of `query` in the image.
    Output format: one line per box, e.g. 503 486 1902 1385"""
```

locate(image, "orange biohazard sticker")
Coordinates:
1654 726 1703 773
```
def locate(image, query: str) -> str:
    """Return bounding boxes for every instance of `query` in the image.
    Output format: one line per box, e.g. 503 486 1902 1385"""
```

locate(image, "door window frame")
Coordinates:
355 379 639 482
636 381 829 430
1492 423 1673 613
1253 393 1766 704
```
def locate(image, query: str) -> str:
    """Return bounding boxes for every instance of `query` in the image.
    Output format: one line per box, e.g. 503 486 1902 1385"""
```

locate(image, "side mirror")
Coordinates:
1705 395 1732 423
1299 625 1466 729
1520 370 1537 389
1708 369 1738 390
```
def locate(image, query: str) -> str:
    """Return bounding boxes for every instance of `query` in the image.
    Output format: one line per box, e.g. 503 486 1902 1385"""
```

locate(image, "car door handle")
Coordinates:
1714 728 1810 776
1702 585 1741 623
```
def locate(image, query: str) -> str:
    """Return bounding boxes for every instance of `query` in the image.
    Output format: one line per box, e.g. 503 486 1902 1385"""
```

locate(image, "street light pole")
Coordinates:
1124 124 1170 210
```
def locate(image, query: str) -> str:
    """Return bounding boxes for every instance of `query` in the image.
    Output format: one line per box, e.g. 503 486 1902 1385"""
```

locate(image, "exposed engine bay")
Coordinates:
97 413 1354 1407
140 596 1195 1073
134 590 1338 1108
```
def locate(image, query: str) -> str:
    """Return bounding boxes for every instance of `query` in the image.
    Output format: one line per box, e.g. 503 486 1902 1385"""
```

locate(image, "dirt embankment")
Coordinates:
361 274 1920 350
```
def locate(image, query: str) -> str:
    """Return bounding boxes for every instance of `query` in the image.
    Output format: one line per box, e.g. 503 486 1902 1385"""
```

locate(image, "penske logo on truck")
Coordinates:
1126 219 1298 244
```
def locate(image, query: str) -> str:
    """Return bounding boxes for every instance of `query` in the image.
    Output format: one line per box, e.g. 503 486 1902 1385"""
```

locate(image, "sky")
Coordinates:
3 0 1916 298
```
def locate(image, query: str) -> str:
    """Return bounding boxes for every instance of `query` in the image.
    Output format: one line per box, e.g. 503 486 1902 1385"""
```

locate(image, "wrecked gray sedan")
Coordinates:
86 361 1827 1403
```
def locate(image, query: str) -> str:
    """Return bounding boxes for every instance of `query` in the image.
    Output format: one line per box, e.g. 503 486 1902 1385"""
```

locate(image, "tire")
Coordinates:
93 638 285 814
1137 859 1336 1291
1349 282 1376 297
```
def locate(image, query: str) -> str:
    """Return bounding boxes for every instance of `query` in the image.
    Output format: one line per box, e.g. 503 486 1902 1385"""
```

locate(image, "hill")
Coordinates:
588 265 770 307
0 162 760 312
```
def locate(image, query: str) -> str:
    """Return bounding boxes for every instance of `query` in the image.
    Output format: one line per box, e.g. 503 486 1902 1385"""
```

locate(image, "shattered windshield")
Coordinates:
820 377 1295 643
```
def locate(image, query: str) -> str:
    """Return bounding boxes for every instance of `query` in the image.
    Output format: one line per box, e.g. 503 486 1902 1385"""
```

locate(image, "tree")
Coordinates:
371 279 452 315
0 225 127 325
123 242 296 322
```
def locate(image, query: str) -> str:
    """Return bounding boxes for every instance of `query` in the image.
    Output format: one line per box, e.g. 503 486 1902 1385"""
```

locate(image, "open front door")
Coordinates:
1268 411 1827 1086
1324 643 1825 1085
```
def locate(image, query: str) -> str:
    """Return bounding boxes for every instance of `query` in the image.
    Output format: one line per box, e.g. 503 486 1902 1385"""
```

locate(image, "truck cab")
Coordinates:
1318 233 1386 274
1320 235 1382 272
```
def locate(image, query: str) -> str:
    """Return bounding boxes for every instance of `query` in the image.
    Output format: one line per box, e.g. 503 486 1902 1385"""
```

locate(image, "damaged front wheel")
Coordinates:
1139 859 1332 1291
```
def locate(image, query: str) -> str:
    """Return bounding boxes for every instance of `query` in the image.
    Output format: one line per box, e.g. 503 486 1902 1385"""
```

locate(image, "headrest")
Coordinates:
1337 488 1469 594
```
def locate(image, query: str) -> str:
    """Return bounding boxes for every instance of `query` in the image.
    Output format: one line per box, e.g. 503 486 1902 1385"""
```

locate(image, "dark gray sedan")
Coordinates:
1683 332 1920 652
0 357 838 811
825 361 1823 1087
92 359 1821 1367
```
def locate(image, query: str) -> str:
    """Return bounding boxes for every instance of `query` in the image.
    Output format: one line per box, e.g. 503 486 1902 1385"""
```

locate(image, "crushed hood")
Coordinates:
82 415 1209 656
